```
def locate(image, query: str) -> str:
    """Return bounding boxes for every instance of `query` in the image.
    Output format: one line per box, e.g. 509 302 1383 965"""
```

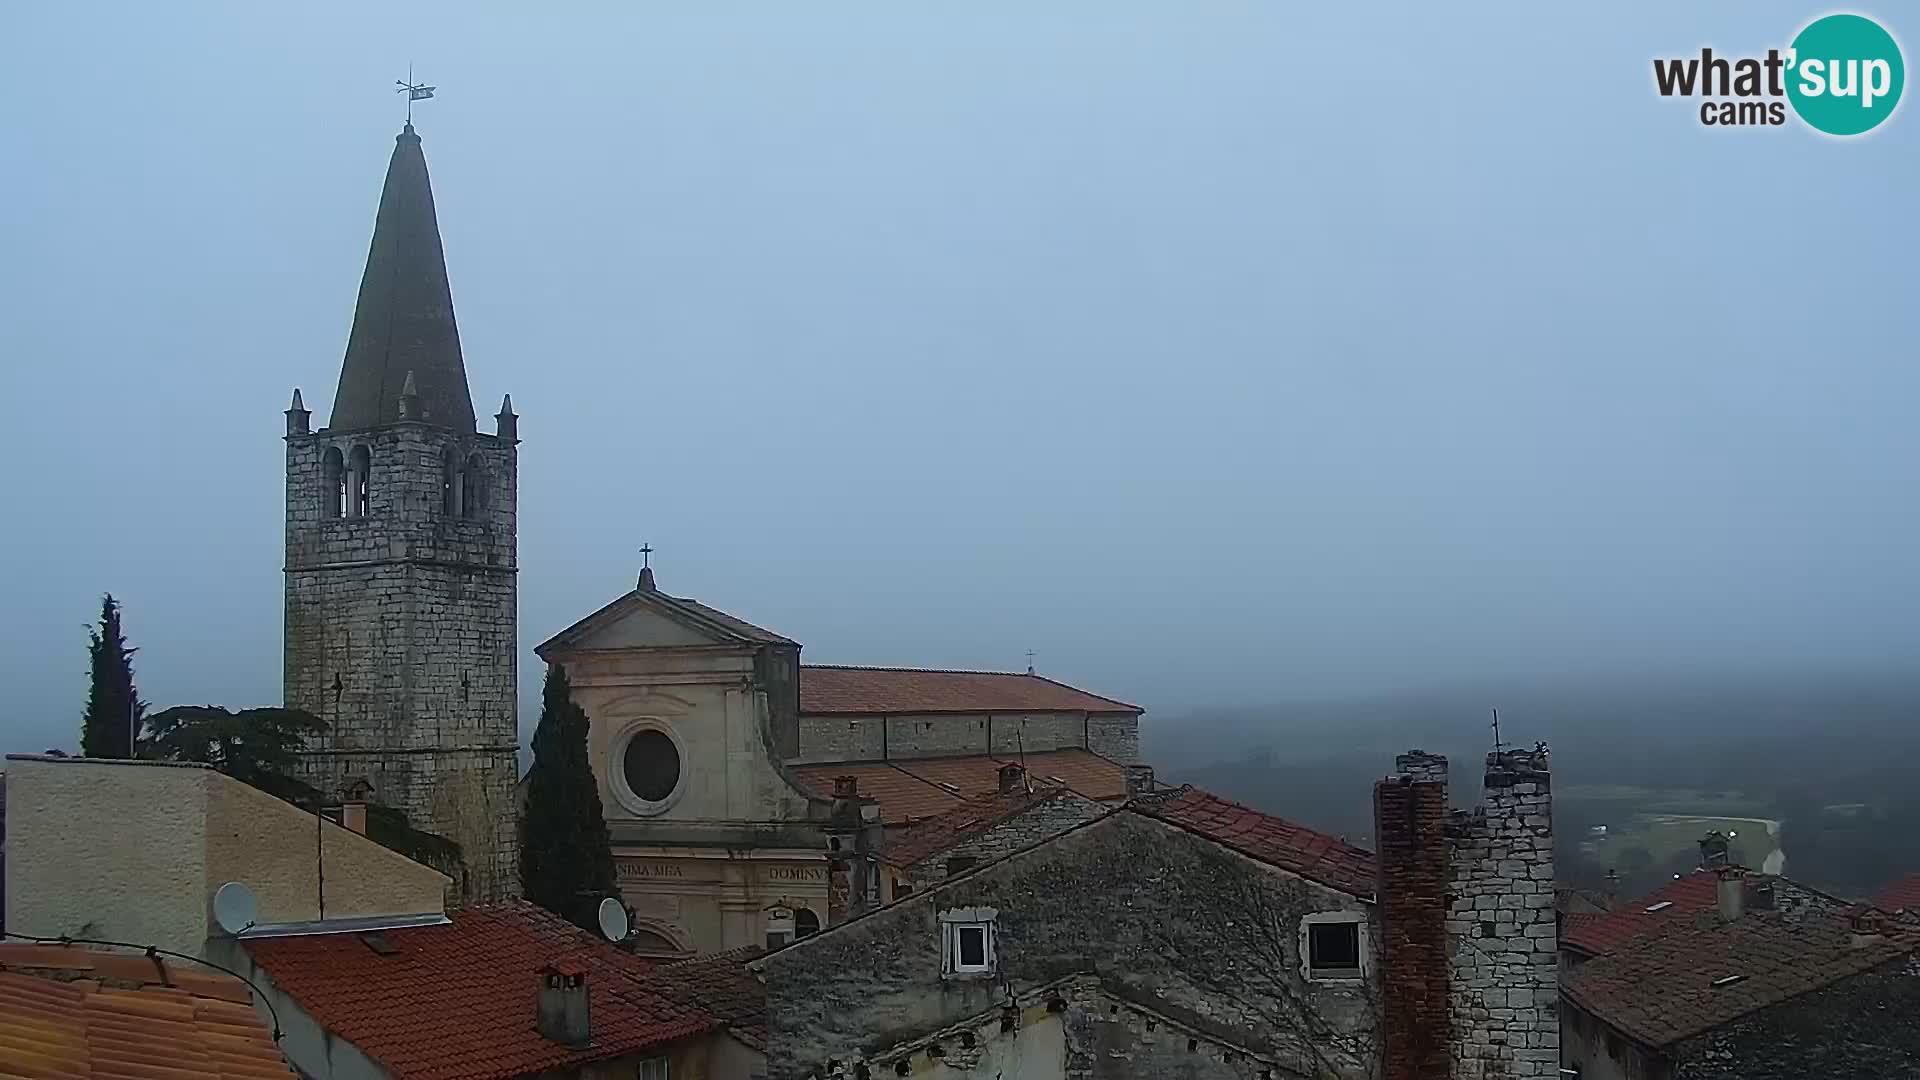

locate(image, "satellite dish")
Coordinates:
597 897 630 942
212 881 258 936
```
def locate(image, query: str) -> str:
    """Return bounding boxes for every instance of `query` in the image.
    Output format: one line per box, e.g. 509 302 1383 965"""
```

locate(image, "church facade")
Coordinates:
282 123 521 904
539 571 1146 957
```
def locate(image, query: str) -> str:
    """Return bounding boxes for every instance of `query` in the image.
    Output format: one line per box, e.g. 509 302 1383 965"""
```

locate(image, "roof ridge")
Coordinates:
801 664 1034 676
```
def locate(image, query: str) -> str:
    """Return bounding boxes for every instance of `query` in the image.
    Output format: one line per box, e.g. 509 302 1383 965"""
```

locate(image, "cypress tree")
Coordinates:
519 663 618 931
80 594 144 758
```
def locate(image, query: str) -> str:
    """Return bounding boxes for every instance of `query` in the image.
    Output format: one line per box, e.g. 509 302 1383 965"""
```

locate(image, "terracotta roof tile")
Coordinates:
1134 787 1378 898
1561 870 1730 956
645 946 768 1051
243 902 718 1080
0 943 292 1078
789 750 1129 824
1562 907 1920 1048
1873 872 1920 915
798 666 1140 715
881 786 1087 869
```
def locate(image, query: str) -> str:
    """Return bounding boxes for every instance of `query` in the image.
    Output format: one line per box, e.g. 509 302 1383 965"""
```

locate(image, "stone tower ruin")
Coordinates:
283 122 519 904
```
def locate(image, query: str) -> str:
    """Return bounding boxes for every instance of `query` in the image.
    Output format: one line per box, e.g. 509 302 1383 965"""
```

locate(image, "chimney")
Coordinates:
536 960 591 1047
826 776 884 924
1699 830 1731 869
1849 908 1890 948
341 799 368 836
1124 764 1156 797
1373 751 1451 1080
997 762 1026 795
1716 867 1746 922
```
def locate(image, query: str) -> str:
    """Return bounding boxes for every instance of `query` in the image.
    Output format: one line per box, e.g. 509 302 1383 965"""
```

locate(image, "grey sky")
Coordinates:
3 3 1914 754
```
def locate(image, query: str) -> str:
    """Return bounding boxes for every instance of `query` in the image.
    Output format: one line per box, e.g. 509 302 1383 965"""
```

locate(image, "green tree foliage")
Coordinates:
81 594 145 758
519 664 617 931
140 705 327 805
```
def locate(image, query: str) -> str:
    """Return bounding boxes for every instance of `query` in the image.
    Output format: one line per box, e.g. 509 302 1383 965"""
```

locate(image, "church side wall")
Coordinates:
795 711 1140 764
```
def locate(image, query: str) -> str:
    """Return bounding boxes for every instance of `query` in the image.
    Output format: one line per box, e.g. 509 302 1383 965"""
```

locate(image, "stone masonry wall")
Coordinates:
1447 749 1558 1079
763 811 1379 1080
794 711 1140 765
285 418 519 903
902 792 1106 889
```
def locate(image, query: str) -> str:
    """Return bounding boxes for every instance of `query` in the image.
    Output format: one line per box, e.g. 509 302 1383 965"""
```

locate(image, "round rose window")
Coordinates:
622 729 681 803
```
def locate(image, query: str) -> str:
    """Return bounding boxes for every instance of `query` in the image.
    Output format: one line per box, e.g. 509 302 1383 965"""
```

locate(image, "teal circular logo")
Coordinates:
1787 14 1905 135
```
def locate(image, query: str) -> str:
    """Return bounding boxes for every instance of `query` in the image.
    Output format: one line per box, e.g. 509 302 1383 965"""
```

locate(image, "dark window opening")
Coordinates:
794 908 820 937
622 729 681 802
944 855 976 877
957 925 987 968
1308 921 1361 972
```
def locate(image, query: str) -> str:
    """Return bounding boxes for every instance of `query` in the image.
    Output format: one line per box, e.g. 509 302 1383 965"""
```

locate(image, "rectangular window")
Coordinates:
941 915 996 977
638 1058 670 1080
1307 921 1360 974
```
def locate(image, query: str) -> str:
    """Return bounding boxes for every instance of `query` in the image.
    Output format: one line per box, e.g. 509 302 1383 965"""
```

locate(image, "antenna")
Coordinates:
596 897 630 942
212 881 259 936
1490 708 1503 753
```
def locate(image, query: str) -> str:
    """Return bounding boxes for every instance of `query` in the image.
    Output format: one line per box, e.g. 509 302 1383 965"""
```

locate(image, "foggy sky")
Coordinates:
3 3 1915 755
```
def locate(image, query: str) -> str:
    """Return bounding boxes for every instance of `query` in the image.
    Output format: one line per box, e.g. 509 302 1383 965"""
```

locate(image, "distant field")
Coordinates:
1559 785 1768 816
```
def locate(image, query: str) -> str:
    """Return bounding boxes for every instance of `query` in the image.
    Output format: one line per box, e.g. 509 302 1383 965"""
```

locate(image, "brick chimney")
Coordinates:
536 960 591 1047
997 762 1026 794
1373 751 1451 1080
340 800 368 835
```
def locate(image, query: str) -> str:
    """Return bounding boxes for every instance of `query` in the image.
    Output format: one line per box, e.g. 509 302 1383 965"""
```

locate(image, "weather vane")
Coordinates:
396 65 436 124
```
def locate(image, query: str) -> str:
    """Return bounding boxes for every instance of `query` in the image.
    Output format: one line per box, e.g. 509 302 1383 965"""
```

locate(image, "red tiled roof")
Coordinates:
881 786 1089 869
1562 907 1920 1049
1561 871 1727 956
0 942 293 1078
645 946 768 1052
243 903 718 1080
789 750 1130 824
1135 787 1378 898
1873 872 1920 915
798 666 1140 715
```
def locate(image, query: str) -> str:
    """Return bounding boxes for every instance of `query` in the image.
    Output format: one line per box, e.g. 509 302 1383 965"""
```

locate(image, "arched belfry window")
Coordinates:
442 448 460 516
322 447 345 519
462 453 485 518
347 445 372 518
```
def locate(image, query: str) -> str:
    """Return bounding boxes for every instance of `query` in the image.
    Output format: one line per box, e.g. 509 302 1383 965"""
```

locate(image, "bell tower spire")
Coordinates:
329 123 476 432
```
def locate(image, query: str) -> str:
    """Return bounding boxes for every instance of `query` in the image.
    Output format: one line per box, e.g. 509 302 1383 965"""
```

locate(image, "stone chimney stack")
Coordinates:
997 762 1026 795
826 777 883 924
1699 830 1731 869
1716 867 1747 922
535 960 591 1047
1373 750 1452 1080
1124 764 1156 797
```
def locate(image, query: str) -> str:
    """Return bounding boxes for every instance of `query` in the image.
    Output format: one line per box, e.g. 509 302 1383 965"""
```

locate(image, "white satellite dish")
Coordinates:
212 881 258 936
597 897 630 943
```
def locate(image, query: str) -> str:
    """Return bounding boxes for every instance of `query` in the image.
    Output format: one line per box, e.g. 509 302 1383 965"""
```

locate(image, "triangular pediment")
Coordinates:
537 587 797 656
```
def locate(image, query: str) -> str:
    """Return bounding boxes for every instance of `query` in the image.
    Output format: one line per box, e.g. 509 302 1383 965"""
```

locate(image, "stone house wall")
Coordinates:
285 416 520 903
794 711 1139 765
761 810 1380 1080
897 792 1106 893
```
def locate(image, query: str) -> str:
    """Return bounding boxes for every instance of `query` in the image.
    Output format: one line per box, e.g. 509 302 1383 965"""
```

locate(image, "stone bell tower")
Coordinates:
282 122 520 903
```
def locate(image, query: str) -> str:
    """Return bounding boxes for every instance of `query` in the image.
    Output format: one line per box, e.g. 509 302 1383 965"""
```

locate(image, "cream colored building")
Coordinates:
538 568 1148 958
3 754 447 959
538 568 834 956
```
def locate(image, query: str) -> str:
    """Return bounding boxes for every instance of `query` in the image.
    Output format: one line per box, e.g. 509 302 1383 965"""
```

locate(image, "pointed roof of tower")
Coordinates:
330 123 476 432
